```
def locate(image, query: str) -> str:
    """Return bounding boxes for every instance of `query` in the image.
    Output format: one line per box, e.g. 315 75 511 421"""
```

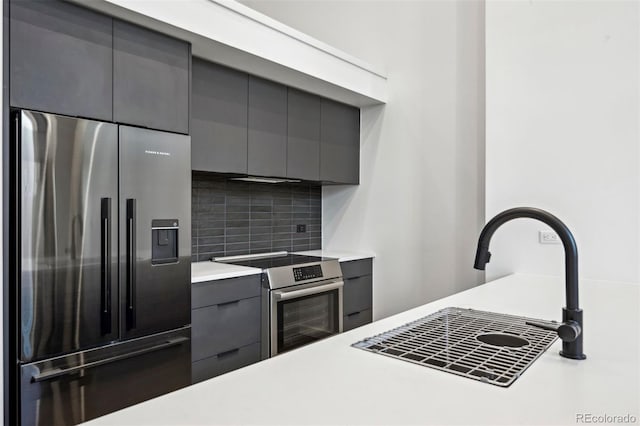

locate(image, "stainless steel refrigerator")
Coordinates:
14 110 192 426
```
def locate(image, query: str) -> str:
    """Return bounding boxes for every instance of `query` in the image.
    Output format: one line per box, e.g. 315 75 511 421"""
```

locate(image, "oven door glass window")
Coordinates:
277 289 340 354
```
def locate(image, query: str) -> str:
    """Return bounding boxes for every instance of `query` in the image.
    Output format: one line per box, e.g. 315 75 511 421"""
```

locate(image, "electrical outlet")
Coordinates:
539 230 561 244
296 224 306 233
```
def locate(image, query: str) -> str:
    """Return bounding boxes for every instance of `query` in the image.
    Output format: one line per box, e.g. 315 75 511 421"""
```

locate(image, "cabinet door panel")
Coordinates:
344 309 372 332
287 89 320 180
343 275 373 316
192 59 248 173
10 0 112 120
114 20 189 134
191 275 261 309
192 296 261 361
192 342 260 384
341 258 373 279
248 77 287 177
320 99 360 184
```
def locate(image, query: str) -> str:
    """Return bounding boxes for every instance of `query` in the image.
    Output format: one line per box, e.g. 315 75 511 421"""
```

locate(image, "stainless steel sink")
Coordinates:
352 307 558 387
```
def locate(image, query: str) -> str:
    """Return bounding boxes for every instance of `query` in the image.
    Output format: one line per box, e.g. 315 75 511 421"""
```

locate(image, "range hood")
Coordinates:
229 176 302 184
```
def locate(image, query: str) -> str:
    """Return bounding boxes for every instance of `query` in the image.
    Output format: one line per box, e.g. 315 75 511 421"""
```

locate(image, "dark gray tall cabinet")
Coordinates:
287 89 321 181
9 0 190 135
114 20 190 134
9 0 113 121
248 77 288 177
320 100 360 184
191 59 249 174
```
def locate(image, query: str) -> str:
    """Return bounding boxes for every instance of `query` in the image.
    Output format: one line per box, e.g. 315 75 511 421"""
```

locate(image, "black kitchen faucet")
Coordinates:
473 207 586 360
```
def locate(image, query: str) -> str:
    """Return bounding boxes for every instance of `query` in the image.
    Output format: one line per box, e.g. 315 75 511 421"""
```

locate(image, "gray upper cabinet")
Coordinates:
248 77 287 177
320 99 360 184
10 0 113 121
191 58 248 174
113 20 190 134
190 60 360 184
287 89 321 181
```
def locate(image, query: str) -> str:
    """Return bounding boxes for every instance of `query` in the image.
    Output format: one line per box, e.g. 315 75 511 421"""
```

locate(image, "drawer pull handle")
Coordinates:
216 348 240 358
347 311 361 317
217 300 240 308
31 337 189 382
346 275 364 280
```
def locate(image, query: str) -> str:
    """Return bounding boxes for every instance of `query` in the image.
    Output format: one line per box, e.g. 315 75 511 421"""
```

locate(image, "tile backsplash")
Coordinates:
192 172 321 262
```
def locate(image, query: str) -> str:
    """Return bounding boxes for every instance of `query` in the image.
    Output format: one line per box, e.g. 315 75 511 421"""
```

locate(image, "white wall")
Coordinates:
485 1 640 283
241 0 486 319
73 0 388 106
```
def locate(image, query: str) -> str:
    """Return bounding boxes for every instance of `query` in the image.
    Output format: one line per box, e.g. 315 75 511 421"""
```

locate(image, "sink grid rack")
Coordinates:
352 307 559 387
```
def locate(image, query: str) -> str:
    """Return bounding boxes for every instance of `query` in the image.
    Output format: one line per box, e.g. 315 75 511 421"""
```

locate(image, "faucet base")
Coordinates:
561 307 586 360
559 350 587 360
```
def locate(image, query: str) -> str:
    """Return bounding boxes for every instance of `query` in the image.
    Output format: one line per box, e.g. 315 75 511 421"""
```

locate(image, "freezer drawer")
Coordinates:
20 327 190 426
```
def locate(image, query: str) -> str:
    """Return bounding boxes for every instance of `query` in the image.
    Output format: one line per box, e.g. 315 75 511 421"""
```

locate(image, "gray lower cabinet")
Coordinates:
344 309 373 331
113 20 190 134
341 258 373 331
191 58 249 173
320 99 360 184
248 76 288 177
287 89 321 181
10 0 113 121
192 343 261 384
191 275 262 383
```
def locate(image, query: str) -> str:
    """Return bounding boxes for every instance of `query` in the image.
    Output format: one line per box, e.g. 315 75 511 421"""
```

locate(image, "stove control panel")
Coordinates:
293 264 323 282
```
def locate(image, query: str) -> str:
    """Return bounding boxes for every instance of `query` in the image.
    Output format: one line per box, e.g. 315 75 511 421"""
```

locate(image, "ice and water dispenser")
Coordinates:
151 219 179 265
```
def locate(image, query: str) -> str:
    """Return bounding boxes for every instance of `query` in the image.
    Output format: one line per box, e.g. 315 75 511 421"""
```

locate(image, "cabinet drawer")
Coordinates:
192 342 261 384
192 275 261 309
340 258 372 279
343 275 372 315
344 309 372 332
192 296 260 361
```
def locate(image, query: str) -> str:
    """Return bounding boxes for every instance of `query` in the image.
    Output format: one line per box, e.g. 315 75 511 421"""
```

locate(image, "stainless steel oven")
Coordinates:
270 277 343 356
216 253 343 358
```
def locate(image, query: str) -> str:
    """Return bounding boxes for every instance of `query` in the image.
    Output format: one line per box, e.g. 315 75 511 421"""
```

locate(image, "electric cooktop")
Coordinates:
216 253 335 270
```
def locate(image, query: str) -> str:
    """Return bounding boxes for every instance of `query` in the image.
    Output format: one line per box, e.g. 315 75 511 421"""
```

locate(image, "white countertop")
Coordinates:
86 273 640 425
192 251 374 283
191 261 262 283
293 249 375 262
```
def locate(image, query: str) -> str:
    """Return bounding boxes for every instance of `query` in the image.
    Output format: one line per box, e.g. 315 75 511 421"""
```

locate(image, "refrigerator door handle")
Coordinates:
126 198 137 330
101 197 112 335
30 336 189 383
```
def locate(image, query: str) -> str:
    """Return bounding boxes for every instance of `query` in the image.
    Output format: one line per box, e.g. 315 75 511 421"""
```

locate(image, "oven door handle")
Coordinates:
274 280 344 301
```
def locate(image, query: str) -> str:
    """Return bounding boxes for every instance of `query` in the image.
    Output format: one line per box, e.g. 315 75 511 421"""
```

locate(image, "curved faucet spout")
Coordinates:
474 207 578 310
474 207 586 360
